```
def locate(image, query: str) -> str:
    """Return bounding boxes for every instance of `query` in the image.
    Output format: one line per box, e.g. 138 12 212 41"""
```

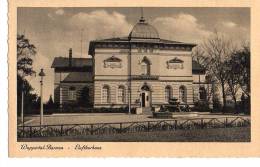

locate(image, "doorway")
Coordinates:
140 84 151 107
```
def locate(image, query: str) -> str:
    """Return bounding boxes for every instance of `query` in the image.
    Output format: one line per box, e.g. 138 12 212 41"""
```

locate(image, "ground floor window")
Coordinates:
165 86 172 102
199 86 207 100
117 85 125 103
179 85 187 103
68 86 76 101
102 85 110 103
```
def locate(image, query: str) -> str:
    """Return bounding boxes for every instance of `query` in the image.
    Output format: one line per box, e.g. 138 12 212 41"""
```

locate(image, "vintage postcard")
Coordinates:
8 0 260 157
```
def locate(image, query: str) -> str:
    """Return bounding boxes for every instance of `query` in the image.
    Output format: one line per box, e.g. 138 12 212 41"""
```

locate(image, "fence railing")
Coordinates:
17 116 250 138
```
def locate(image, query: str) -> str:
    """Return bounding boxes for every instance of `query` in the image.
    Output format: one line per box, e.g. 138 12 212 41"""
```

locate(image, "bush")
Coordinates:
237 98 250 115
213 98 222 112
245 98 251 115
57 105 129 113
192 101 211 112
25 102 134 114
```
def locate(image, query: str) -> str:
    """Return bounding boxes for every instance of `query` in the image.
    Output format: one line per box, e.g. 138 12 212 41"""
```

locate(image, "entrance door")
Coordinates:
140 84 151 107
140 91 150 107
141 92 145 107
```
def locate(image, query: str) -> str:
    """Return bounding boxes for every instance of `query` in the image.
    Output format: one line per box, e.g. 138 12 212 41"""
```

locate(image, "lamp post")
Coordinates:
128 36 132 114
39 68 45 130
20 76 25 137
21 78 24 127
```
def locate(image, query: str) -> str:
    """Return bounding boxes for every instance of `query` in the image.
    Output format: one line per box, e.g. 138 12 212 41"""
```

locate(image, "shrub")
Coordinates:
237 98 250 115
212 98 222 112
193 101 211 112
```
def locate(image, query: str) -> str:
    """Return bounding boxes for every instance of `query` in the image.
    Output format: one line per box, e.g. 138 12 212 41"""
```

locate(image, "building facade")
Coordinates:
51 49 94 108
52 16 211 110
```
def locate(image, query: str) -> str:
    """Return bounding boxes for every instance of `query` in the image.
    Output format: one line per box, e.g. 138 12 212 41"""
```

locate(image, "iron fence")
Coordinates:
17 116 250 138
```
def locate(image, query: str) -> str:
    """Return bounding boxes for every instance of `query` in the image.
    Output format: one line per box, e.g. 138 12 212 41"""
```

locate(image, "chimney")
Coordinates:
69 48 72 67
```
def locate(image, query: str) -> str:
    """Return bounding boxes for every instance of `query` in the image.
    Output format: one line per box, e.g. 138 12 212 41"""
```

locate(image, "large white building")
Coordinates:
52 16 211 111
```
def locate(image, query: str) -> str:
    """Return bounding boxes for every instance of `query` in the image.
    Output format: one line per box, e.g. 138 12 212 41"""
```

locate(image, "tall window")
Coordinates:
179 86 187 103
165 86 172 102
141 59 150 75
102 85 110 103
199 87 207 100
117 85 125 103
68 86 76 101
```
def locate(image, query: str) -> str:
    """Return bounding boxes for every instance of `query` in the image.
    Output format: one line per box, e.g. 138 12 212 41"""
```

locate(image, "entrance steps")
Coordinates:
142 107 152 115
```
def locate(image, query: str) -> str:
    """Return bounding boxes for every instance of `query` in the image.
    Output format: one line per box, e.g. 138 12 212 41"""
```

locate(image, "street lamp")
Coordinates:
38 68 46 129
21 76 24 128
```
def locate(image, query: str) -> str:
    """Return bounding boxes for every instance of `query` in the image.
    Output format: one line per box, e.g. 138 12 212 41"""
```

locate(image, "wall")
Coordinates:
94 80 194 108
94 81 128 108
54 70 93 105
94 48 193 78
93 46 194 108
94 48 128 77
54 83 94 105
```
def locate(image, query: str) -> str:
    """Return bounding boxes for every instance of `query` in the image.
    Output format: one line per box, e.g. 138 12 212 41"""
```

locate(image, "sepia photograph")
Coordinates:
15 7 251 142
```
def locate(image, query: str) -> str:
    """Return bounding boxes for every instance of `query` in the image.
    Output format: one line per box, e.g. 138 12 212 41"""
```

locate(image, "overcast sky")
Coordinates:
17 7 250 101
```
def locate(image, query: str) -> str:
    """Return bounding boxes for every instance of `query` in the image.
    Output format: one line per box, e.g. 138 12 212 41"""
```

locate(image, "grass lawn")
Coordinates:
18 127 250 142
17 117 33 125
20 113 250 126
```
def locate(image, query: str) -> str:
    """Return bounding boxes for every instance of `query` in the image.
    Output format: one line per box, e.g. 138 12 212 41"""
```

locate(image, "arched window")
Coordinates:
179 86 187 103
102 85 110 103
199 87 207 100
68 86 76 101
141 57 150 75
117 85 125 103
165 86 172 102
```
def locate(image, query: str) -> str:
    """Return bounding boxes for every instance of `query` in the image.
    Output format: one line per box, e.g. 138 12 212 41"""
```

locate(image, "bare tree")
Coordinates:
192 45 210 70
224 42 250 110
202 31 236 111
225 58 240 109
192 46 216 105
235 43 250 97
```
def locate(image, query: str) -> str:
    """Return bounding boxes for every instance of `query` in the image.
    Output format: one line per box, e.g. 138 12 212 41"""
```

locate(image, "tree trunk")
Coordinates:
233 96 237 113
221 81 226 112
